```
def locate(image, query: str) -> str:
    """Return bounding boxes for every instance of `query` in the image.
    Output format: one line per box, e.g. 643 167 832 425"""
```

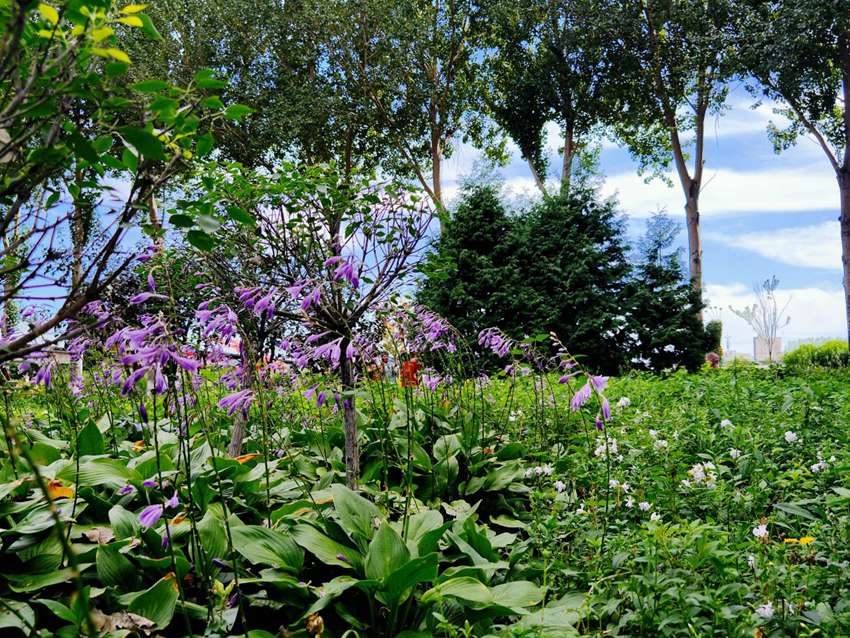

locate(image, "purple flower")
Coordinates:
129 292 167 305
117 484 135 495
589 375 608 393
142 480 158 488
121 366 150 396
147 273 156 291
601 398 611 421
218 389 254 417
33 362 54 388
558 372 579 384
212 558 228 569
166 493 179 508
595 416 603 431
570 382 592 412
138 403 148 423
139 504 164 528
152 365 167 395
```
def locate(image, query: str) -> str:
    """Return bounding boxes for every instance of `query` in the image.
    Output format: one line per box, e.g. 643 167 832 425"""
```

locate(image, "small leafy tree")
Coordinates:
0 0 236 363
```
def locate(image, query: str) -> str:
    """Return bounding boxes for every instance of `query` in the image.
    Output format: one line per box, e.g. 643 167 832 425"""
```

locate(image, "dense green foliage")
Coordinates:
783 340 850 370
419 188 707 373
3 360 850 636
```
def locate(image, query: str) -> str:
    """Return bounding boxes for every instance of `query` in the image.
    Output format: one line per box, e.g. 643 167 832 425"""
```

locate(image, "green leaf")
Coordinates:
58 459 139 488
382 552 438 606
185 230 215 251
34 599 75 623
365 522 410 581
193 69 227 89
77 421 104 456
291 524 361 570
137 13 162 40
197 510 227 566
97 543 138 589
223 104 254 120
196 132 214 157
226 205 254 225
773 502 819 521
196 214 221 233
118 126 165 160
421 576 493 609
331 484 382 544
230 525 303 571
126 575 179 629
168 213 193 229
0 599 34 632
492 581 544 609
109 505 140 540
131 79 169 93
37 3 59 25
4 567 79 593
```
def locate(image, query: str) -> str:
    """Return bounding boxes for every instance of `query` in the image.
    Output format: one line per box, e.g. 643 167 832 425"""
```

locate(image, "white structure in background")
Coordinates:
754 337 782 363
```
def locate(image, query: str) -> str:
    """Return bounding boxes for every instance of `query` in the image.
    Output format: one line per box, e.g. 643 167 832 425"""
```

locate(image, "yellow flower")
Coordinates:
234 452 260 464
799 536 815 545
133 440 145 452
783 537 799 544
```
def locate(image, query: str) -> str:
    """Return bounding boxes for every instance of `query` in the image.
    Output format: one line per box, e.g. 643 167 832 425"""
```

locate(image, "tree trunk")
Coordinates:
340 338 359 489
527 159 547 195
561 125 574 195
839 172 850 347
70 191 85 381
685 181 703 316
227 412 247 458
431 128 442 209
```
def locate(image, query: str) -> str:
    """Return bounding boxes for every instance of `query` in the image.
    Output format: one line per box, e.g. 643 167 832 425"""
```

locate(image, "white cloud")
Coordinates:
600 165 839 217
711 221 841 270
705 282 846 354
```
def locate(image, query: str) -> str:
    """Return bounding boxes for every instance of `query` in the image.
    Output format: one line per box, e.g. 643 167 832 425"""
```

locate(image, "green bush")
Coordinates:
784 340 850 369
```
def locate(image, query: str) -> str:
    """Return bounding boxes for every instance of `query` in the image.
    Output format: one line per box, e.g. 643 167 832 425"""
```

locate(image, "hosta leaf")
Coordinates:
291 524 361 570
230 525 303 571
421 576 493 609
0 599 35 632
126 575 179 629
331 483 382 544
365 522 409 581
58 458 139 487
97 543 138 589
382 552 438 606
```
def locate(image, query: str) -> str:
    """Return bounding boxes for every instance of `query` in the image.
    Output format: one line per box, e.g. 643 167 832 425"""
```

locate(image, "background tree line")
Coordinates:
115 0 850 350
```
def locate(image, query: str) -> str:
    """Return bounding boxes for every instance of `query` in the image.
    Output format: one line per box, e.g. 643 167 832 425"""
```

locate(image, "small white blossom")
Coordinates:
554 480 566 493
729 448 741 459
720 418 733 429
752 524 768 539
617 396 631 408
638 501 651 511
756 601 774 619
663 344 676 352
784 430 799 444
654 439 668 450
621 482 631 493
624 496 635 508
648 429 658 439
650 512 661 522
747 554 756 569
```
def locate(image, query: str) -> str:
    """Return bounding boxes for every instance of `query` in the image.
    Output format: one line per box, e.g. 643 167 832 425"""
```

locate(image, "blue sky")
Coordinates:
439 86 847 354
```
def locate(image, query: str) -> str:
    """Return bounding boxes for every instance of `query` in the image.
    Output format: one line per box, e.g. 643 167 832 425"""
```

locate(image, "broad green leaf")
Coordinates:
186 230 215 251
365 522 409 581
118 126 165 160
421 576 493 609
58 458 139 487
120 3 148 13
77 421 104 456
197 509 227 566
109 504 140 540
492 581 544 609
773 502 819 521
127 575 179 629
96 543 138 589
382 552 438 606
223 104 254 120
331 483 382 544
291 524 361 570
4 567 80 593
131 79 169 93
230 525 303 571
0 599 34 632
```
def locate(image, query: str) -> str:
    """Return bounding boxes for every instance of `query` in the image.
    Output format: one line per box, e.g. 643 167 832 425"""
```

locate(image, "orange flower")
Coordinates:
171 512 187 525
234 452 260 464
46 480 74 500
133 440 145 452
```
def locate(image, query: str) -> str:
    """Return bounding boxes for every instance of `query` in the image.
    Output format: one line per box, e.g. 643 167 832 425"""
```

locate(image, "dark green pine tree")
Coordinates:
626 212 707 372
417 184 529 353
518 187 632 373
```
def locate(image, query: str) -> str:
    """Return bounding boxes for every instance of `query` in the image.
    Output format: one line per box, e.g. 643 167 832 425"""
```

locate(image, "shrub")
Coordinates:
784 340 850 369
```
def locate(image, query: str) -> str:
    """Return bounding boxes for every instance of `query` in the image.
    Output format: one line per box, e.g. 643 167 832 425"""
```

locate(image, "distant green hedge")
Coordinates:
783 340 850 369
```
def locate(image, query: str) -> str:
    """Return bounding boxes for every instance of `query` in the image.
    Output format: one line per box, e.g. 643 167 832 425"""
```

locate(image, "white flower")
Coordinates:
648 429 658 439
784 430 799 444
554 480 566 493
752 524 768 539
624 496 635 508
575 503 586 515
720 418 733 429
653 439 668 450
681 478 691 487
650 512 661 522
663 344 676 352
747 554 756 569
593 436 618 458
638 501 651 511
756 601 774 619
617 396 631 408
621 482 631 493
811 460 828 473
729 448 741 459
